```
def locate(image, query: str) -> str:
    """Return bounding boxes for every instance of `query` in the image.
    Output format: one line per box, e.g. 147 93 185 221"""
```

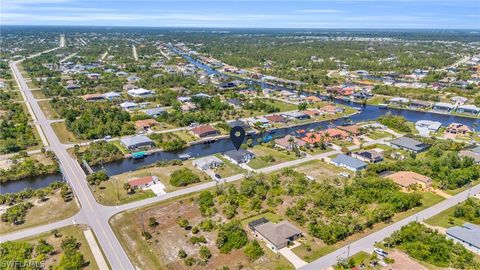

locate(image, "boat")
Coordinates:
132 151 146 159
379 103 388 109
178 153 191 160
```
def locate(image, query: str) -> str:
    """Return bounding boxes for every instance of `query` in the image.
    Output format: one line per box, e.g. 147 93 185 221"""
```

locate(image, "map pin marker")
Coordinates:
230 126 246 151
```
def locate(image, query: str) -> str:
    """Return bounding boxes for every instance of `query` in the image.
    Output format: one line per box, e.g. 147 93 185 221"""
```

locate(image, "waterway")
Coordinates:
0 173 63 194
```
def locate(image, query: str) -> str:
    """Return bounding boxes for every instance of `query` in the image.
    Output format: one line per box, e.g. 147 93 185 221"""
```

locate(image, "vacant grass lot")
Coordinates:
290 159 347 184
38 100 60 119
425 197 480 228
248 145 297 169
0 191 79 235
11 225 100 270
51 122 85 144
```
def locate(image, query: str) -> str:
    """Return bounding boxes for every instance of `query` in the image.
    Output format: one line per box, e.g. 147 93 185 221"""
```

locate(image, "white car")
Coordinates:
374 248 388 257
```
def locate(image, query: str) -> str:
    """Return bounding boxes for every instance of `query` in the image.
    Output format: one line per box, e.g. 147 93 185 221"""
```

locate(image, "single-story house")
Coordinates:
331 154 367 171
410 100 431 109
265 114 288 123
65 82 80 90
191 125 219 138
445 123 472 135
306 96 322 103
323 128 350 140
127 88 153 98
320 105 344 114
223 149 255 164
337 125 362 136
135 119 158 130
129 175 158 189
181 102 197 112
193 156 224 171
177 96 192 103
245 117 270 127
302 109 322 117
120 135 155 150
275 135 307 150
103 91 121 100
281 111 310 120
116 71 129 77
389 137 430 153
123 83 137 91
385 171 432 189
120 102 138 110
352 150 383 163
227 120 249 129
389 97 409 105
446 223 480 254
415 120 442 136
457 105 480 114
250 219 303 252
227 98 242 108
451 96 468 105
143 107 166 117
83 93 105 101
433 102 456 112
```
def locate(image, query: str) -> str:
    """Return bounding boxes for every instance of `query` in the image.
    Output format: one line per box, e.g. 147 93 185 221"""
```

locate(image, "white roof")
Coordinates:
434 102 455 109
458 104 480 110
120 102 138 108
128 88 152 95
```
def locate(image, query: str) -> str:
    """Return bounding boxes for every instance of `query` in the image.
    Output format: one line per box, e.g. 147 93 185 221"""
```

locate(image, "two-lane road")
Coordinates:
9 59 134 270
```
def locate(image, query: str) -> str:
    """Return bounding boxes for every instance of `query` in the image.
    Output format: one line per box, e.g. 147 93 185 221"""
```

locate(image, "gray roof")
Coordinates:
390 137 430 152
331 154 367 169
144 107 165 116
254 221 302 248
446 223 480 249
224 149 254 163
120 135 153 147
193 156 223 169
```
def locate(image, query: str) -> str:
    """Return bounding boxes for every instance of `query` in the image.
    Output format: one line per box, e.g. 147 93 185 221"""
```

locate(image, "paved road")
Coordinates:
9 58 134 270
299 183 480 270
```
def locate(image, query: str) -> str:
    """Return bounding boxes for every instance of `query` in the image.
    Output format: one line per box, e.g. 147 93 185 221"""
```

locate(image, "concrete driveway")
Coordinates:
279 247 307 269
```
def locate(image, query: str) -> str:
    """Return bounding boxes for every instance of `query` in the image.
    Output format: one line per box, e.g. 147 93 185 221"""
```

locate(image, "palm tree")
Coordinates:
309 133 317 144
288 136 295 150
123 183 132 194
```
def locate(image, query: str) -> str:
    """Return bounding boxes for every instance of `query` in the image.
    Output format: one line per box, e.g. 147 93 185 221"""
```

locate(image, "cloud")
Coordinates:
297 9 340 13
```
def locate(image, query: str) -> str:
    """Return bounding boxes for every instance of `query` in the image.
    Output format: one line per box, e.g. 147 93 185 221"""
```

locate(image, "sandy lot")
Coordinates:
382 251 427 270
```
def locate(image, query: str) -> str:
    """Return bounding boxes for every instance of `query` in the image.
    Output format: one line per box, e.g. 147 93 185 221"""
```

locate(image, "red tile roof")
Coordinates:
128 176 154 187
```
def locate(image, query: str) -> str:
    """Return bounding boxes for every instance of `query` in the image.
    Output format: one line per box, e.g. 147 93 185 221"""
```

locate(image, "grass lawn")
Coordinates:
111 140 129 154
38 100 60 119
51 122 84 144
0 191 80 235
25 125 43 152
173 130 198 142
248 145 297 170
292 191 445 262
367 130 392 140
240 212 284 227
12 225 101 270
93 161 210 205
213 154 245 178
31 89 47 99
266 99 298 112
291 159 347 184
425 197 480 228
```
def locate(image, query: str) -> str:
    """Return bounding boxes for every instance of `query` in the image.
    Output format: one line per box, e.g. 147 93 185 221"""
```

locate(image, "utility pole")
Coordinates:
347 244 351 259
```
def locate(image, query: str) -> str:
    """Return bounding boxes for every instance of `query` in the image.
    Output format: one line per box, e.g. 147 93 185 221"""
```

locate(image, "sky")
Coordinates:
1 0 479 29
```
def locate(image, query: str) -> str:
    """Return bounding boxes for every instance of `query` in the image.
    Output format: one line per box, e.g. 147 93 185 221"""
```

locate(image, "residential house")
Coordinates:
410 100 431 110
433 102 456 112
302 109 322 117
275 135 307 150
265 114 288 123
191 125 219 138
120 102 138 111
323 128 350 140
82 93 104 102
385 171 432 189
127 88 153 98
177 96 191 103
193 156 224 171
128 176 158 189
446 223 480 254
389 137 430 153
245 117 270 128
301 132 325 144
115 71 129 77
227 98 242 108
120 135 155 150
457 105 480 115
320 105 344 114
352 150 383 163
415 120 442 136
445 123 472 135
330 154 367 171
123 83 137 91
250 219 303 252
181 102 197 112
306 95 322 103
65 80 80 90
103 91 121 100
451 96 468 105
337 125 362 136
281 111 310 120
227 120 249 130
389 97 409 105
223 149 255 164
459 150 480 164
143 107 165 118
86 73 101 79
135 119 158 130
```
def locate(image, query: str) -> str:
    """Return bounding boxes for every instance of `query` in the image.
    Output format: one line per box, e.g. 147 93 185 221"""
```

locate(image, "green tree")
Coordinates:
244 240 264 261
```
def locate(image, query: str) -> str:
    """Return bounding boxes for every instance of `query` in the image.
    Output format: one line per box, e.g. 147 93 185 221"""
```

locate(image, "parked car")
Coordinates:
214 174 221 179
374 248 388 257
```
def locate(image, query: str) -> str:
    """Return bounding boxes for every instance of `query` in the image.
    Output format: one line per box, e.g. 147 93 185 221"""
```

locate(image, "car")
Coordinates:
104 135 112 140
374 248 388 257
214 174 221 179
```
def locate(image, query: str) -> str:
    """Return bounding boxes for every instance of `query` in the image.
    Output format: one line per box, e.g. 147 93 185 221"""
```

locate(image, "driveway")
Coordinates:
279 247 307 269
